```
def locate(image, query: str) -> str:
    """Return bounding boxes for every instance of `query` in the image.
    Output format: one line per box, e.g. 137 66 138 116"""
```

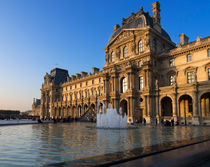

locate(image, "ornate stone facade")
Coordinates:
37 2 210 125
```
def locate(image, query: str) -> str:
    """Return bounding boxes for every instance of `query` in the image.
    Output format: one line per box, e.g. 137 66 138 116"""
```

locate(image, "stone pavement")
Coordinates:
112 140 210 167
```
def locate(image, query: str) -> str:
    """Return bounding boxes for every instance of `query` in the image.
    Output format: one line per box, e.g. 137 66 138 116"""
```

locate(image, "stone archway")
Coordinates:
84 104 88 113
67 106 71 117
78 105 82 117
58 107 62 118
120 100 128 116
72 106 76 118
161 97 173 118
179 95 193 124
200 92 210 117
90 103 95 112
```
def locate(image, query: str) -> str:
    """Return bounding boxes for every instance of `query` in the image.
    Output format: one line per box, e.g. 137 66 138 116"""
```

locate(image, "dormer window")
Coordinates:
138 40 144 53
123 46 128 58
187 54 192 62
111 52 115 62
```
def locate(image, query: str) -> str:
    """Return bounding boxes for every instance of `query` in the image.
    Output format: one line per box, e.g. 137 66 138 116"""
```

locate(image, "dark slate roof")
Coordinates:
50 68 69 85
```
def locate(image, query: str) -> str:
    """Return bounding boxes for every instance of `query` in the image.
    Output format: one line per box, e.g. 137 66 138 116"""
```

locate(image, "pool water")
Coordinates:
0 122 210 166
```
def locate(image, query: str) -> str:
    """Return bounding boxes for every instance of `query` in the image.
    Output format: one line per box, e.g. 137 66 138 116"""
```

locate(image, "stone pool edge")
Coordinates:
46 135 210 167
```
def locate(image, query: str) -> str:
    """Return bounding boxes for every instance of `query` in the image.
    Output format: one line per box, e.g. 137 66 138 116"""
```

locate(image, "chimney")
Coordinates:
76 73 81 79
113 24 120 33
81 71 88 77
179 33 189 45
71 75 76 80
92 67 100 74
152 1 161 32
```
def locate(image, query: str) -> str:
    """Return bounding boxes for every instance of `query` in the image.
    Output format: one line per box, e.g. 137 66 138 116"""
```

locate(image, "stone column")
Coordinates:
127 72 131 90
144 95 148 117
192 91 200 125
130 97 134 122
156 95 160 124
172 93 178 123
145 95 152 124
128 97 131 117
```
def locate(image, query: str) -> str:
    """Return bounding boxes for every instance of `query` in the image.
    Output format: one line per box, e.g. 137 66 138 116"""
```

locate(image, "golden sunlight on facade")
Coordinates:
33 2 210 125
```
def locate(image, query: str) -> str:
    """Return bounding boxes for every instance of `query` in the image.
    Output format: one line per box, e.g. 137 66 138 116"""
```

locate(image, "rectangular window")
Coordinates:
208 49 210 57
169 59 174 67
138 40 144 53
80 83 82 88
99 78 101 83
208 68 210 80
86 81 88 86
92 80 94 84
187 54 192 62
169 75 175 85
139 77 144 90
187 72 195 83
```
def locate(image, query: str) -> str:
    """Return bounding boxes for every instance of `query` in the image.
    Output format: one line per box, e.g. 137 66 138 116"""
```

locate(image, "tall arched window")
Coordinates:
123 46 128 58
139 77 144 90
111 52 115 62
138 40 144 52
121 77 127 93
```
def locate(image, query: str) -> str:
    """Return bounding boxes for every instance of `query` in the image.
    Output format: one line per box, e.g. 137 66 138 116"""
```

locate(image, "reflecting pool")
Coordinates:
1 122 210 166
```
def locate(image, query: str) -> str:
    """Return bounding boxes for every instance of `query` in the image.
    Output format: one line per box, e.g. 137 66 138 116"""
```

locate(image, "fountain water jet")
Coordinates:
96 100 128 129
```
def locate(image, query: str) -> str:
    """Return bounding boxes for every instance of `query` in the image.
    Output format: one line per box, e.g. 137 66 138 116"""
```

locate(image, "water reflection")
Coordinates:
0 123 210 166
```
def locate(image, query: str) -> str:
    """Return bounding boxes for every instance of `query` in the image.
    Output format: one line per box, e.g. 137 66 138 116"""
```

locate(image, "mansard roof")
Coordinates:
49 68 69 85
108 8 171 43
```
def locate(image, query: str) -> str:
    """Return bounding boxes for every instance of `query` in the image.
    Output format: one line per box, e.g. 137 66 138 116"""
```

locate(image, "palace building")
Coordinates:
34 1 210 125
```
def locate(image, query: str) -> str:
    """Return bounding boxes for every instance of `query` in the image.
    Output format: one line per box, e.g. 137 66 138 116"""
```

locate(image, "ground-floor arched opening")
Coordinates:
90 103 95 112
120 100 128 116
99 103 103 113
72 106 76 118
161 97 173 119
67 107 71 117
84 104 88 113
201 92 210 117
179 95 193 124
58 107 62 118
78 105 82 117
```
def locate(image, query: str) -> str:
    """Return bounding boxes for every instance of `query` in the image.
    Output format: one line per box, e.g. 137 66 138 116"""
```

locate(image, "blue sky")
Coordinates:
0 0 209 111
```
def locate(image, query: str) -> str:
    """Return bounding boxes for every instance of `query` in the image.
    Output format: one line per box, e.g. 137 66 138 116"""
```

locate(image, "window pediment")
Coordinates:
204 62 210 71
167 70 176 76
184 66 197 74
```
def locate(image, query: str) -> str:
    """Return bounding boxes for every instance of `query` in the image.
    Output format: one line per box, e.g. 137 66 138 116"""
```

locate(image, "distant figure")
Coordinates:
161 118 164 125
155 118 157 125
143 118 146 126
171 118 174 126
129 119 132 125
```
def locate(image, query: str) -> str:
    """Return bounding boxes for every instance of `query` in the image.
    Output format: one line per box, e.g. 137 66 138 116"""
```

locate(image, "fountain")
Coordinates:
96 100 128 129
